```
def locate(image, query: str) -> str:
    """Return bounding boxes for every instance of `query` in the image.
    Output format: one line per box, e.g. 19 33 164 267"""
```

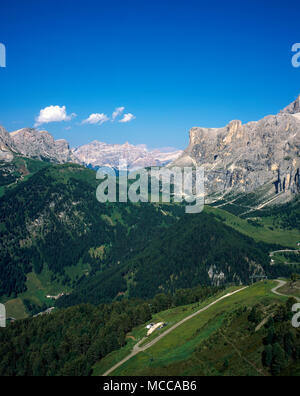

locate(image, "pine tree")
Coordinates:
271 343 286 376
262 345 273 367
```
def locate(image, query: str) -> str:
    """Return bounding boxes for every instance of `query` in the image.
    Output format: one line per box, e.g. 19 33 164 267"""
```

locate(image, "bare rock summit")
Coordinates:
170 96 300 205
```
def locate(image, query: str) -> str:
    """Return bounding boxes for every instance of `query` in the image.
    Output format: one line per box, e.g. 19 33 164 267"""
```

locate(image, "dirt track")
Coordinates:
271 279 300 302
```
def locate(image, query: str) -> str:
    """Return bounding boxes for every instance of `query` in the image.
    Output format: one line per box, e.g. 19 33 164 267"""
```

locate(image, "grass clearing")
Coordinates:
4 298 28 320
139 286 241 347
3 259 94 320
277 280 300 299
206 206 300 248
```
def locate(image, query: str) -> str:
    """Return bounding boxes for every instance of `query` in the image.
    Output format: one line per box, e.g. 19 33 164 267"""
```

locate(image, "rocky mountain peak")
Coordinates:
0 126 17 161
73 140 182 170
227 119 242 132
280 94 300 114
171 97 300 205
10 127 77 163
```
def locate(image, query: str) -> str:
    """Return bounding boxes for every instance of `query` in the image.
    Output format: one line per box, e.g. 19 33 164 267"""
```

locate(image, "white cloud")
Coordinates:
119 113 136 123
82 113 109 125
112 107 125 121
35 105 75 127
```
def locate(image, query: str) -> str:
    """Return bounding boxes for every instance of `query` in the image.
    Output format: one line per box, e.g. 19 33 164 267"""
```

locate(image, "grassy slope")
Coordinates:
1 259 94 319
92 287 241 376
3 298 28 320
96 281 285 376
0 156 50 191
206 206 299 249
1 270 64 319
278 279 300 299
92 281 285 376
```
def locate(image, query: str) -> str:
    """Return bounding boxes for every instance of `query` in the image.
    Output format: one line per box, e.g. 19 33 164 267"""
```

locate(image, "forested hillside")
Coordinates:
1 160 299 315
246 196 300 231
58 211 293 307
0 285 220 376
0 163 184 298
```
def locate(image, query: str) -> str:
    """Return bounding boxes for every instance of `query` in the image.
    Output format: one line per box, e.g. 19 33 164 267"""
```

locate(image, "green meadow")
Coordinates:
93 281 286 376
206 206 299 248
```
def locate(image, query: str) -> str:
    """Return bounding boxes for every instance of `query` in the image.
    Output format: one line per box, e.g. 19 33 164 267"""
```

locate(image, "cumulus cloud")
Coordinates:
112 107 125 121
35 105 75 127
82 113 109 125
119 113 136 123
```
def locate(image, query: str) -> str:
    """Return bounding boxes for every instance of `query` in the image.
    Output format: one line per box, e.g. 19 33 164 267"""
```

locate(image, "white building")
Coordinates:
147 322 164 336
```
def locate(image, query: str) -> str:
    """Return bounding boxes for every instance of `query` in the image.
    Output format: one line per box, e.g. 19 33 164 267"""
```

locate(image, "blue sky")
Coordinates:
0 0 300 149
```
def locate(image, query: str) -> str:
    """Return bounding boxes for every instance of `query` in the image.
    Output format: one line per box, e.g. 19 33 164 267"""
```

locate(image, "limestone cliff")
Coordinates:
171 96 300 204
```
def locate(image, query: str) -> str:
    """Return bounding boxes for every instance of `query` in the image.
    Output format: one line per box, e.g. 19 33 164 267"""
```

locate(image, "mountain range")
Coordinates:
72 141 182 170
1 95 299 207
0 126 182 169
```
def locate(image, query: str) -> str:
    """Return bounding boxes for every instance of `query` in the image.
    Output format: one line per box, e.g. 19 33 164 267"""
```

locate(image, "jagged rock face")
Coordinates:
73 141 182 170
10 128 78 163
171 96 300 201
0 126 17 161
281 94 300 114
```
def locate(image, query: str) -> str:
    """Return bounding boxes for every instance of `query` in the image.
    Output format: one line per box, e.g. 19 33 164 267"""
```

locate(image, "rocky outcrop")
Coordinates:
171 96 300 203
281 94 300 114
0 126 17 161
10 128 78 163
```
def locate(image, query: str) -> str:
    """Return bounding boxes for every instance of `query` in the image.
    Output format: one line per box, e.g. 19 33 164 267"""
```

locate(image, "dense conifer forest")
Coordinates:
0 285 220 376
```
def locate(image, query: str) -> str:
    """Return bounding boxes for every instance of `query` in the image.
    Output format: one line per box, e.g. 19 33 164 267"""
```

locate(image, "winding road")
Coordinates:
271 279 300 302
102 286 248 376
269 250 299 257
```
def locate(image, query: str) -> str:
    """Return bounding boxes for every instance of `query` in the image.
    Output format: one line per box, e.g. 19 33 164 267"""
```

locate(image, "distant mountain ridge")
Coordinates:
72 140 182 170
0 126 182 169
